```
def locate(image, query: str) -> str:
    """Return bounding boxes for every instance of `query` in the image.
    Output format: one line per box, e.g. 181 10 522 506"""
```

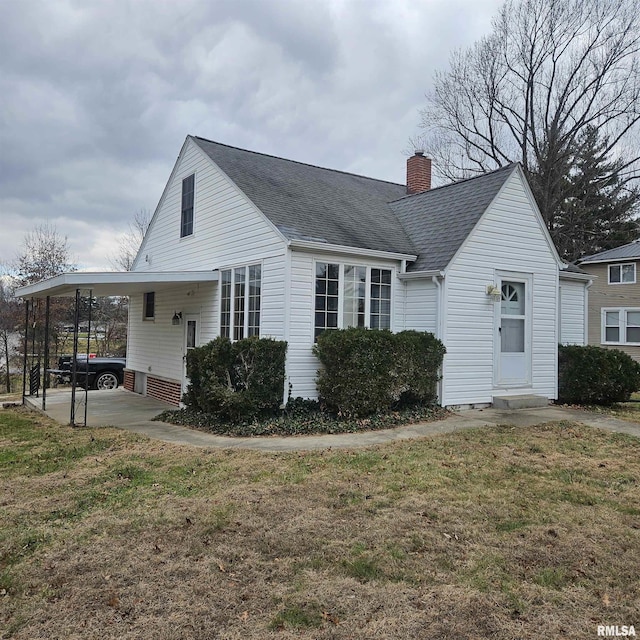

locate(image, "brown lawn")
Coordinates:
1 407 639 639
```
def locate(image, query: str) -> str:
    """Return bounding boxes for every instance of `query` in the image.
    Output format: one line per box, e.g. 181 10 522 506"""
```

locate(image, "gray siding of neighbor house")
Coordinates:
583 261 640 362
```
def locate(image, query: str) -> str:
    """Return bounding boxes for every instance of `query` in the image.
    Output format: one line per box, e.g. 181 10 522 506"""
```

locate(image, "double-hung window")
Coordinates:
314 262 392 340
220 264 261 340
180 174 195 238
602 308 640 344
608 263 635 284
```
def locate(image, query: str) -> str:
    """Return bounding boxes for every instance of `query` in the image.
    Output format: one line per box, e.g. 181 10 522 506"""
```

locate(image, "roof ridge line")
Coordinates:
389 162 519 203
191 135 405 188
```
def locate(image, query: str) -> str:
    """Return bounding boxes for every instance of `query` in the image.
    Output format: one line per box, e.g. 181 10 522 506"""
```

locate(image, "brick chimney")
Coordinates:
406 151 432 195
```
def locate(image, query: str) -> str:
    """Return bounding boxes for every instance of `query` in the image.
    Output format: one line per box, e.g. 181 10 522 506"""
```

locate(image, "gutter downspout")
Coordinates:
281 246 293 407
584 278 593 346
432 275 444 406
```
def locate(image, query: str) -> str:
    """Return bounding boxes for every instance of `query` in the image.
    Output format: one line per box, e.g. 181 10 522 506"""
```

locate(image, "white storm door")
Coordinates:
182 314 200 395
496 277 531 386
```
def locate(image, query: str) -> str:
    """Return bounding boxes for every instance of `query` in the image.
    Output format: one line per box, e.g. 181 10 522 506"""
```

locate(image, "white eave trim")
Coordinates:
16 270 219 299
398 270 444 280
288 239 417 262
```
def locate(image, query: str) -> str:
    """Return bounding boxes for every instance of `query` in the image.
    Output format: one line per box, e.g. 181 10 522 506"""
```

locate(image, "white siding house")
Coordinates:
18 136 590 408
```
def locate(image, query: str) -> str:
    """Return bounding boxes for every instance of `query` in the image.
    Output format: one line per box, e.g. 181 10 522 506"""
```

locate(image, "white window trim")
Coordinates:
179 172 196 240
601 307 640 345
608 262 636 285
312 260 394 342
143 291 155 321
219 262 262 340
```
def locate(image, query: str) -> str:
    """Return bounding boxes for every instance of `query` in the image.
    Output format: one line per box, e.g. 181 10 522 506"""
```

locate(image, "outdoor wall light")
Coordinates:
172 311 183 326
486 284 502 302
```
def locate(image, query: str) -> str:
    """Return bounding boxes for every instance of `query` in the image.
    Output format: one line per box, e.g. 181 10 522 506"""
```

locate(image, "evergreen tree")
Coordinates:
552 127 640 262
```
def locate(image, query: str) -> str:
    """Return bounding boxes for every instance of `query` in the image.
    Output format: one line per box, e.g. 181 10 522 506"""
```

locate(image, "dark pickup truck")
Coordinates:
53 355 126 390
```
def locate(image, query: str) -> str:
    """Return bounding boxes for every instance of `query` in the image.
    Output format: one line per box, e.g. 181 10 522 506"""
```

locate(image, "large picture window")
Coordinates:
314 262 392 340
602 308 640 344
180 174 195 238
608 263 635 284
220 264 261 340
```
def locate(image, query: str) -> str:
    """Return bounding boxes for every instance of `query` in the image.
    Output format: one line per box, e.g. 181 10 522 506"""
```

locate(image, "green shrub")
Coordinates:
558 344 640 405
313 328 445 418
394 330 447 406
183 336 287 421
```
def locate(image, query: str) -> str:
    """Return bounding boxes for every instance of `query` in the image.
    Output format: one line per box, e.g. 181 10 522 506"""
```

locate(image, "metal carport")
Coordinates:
16 270 218 425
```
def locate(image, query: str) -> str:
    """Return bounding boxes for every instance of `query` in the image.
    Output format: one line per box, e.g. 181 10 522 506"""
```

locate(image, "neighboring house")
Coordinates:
18 136 591 408
579 241 640 361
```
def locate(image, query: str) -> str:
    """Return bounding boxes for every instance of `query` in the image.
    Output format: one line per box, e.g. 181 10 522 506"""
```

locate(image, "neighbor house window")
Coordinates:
143 292 155 320
220 264 261 339
608 263 635 284
180 174 195 237
602 308 640 344
314 262 392 340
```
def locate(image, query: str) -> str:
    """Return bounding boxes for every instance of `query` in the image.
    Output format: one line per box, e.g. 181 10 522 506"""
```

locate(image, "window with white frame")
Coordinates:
143 292 155 320
220 264 261 340
608 263 635 284
314 262 392 340
180 174 195 238
602 308 640 344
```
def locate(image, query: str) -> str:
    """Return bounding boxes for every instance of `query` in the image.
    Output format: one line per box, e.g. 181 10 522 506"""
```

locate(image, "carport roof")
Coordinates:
15 270 219 299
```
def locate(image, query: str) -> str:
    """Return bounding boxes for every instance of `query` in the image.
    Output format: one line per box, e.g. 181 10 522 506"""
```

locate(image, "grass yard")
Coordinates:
1 407 639 639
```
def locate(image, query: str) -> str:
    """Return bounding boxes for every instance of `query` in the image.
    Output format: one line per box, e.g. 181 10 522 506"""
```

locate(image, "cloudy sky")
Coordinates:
0 0 503 271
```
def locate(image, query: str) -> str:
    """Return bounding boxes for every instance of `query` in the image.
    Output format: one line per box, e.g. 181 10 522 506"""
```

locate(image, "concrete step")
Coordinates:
492 394 549 409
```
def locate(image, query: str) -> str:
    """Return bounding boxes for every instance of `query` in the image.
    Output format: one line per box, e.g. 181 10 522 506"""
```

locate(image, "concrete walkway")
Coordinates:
21 388 640 452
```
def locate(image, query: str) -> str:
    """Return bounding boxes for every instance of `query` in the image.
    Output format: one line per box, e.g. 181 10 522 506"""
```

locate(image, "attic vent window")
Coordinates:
180 174 195 238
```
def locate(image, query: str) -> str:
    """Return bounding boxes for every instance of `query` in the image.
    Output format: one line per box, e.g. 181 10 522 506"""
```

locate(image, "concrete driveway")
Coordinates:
22 388 640 452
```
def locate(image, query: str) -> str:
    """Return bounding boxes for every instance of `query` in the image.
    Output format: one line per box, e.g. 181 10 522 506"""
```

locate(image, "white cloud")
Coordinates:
0 0 503 271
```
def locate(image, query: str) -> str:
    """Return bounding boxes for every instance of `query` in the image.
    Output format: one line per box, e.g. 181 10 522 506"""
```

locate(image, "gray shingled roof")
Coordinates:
579 241 640 263
191 136 518 270
390 164 518 271
192 136 416 256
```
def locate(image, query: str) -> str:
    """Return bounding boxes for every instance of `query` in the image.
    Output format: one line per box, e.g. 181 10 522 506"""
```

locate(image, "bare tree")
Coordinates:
110 209 151 271
418 0 640 258
14 222 76 286
0 279 20 393
12 223 78 370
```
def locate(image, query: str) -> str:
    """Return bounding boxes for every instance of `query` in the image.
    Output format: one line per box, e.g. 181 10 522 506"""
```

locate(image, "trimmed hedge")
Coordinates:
558 344 640 405
183 336 287 421
313 327 445 418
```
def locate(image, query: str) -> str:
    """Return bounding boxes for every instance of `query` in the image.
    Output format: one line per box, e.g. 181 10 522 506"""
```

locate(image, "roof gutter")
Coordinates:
287 239 417 262
398 269 443 280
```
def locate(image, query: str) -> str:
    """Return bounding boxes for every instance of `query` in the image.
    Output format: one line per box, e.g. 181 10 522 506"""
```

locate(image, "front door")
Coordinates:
496 276 531 387
182 314 200 396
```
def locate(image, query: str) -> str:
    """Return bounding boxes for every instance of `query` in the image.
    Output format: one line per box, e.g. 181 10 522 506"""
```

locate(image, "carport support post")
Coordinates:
84 289 92 427
70 289 80 426
42 296 50 411
21 299 29 403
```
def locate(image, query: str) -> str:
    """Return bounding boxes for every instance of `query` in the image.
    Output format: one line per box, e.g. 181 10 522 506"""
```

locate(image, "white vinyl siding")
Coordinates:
559 279 587 345
126 138 287 390
134 138 286 272
403 279 438 334
442 170 559 406
127 283 217 383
